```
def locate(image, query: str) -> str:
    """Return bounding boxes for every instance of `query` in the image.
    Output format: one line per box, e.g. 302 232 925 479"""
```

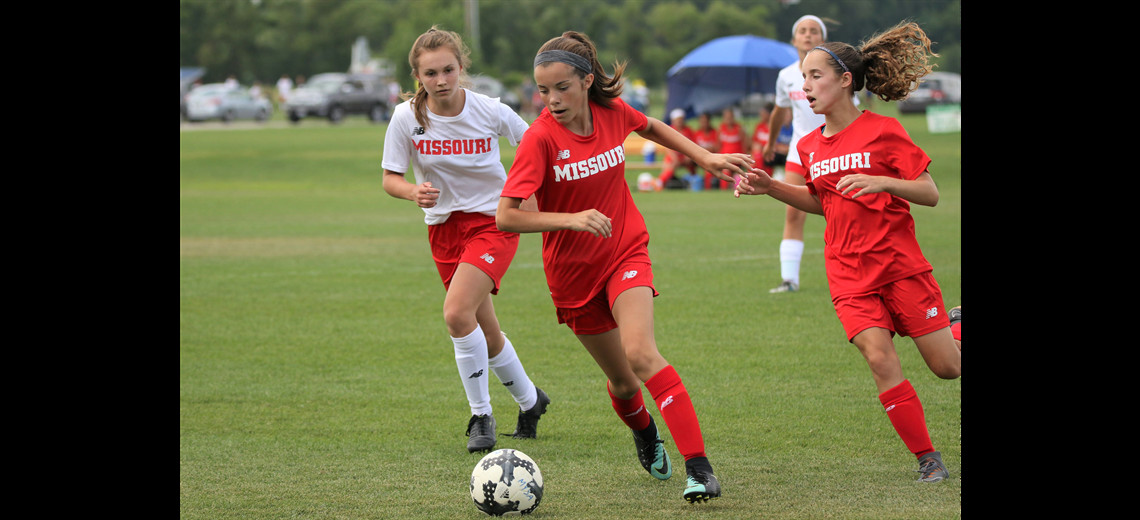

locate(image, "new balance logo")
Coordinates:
622 270 638 280
502 381 514 386
468 369 484 378
660 395 674 410
623 405 645 418
480 253 495 264
556 149 571 160
412 126 425 135
925 307 939 319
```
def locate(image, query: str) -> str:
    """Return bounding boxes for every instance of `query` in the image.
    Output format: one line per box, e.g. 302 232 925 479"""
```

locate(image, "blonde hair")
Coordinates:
536 31 625 108
406 25 471 128
813 21 938 103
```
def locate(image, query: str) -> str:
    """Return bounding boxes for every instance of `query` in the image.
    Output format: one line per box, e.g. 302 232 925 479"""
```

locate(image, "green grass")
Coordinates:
181 102 961 519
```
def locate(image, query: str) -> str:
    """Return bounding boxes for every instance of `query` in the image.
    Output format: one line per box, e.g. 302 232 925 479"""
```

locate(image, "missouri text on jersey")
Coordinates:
553 145 627 182
415 137 496 156
809 152 872 182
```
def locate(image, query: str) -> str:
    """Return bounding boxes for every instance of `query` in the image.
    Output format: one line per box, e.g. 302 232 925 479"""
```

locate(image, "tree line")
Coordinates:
180 0 961 92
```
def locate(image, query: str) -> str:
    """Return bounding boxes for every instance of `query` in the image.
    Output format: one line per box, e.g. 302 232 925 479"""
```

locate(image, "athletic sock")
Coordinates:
488 333 537 411
646 365 707 461
779 239 804 285
453 324 491 416
608 382 652 432
879 379 935 458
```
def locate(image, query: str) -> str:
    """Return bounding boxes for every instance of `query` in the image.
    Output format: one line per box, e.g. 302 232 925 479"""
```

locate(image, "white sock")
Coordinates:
453 324 492 416
489 333 538 411
779 239 804 285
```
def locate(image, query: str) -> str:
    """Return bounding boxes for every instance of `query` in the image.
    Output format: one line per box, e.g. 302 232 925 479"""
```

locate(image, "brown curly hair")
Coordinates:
536 31 626 108
406 25 472 128
813 21 938 103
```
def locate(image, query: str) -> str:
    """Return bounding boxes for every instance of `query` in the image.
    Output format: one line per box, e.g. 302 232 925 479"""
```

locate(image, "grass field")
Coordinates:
180 102 961 519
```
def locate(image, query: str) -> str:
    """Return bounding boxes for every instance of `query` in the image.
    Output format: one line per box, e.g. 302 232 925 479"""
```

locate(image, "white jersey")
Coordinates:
382 88 529 225
774 60 858 167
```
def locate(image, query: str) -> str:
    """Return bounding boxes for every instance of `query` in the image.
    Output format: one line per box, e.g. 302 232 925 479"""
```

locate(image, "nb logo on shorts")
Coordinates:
621 270 638 280
481 253 495 264
925 307 938 319
556 149 571 160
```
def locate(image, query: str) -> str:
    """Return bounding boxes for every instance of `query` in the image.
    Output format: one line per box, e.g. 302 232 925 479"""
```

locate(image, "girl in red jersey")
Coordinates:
381 27 549 454
690 113 720 191
735 21 961 483
716 107 746 190
497 31 753 503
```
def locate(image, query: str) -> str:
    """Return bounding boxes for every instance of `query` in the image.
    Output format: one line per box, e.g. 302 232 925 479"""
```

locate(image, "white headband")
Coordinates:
792 15 827 41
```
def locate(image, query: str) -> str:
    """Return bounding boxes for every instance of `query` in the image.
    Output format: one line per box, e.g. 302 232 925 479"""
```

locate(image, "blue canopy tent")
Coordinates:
664 35 799 119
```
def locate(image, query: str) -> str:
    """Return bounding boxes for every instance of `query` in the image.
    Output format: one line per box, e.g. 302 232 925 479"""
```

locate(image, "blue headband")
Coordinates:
813 46 849 74
534 50 592 74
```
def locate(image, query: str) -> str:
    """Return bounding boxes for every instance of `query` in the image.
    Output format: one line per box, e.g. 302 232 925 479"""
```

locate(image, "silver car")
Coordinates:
897 72 961 114
185 83 273 122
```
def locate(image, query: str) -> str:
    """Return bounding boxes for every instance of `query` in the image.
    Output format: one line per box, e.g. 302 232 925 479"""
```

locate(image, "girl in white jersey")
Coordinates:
736 21 960 483
763 15 857 294
381 26 549 454
498 31 754 504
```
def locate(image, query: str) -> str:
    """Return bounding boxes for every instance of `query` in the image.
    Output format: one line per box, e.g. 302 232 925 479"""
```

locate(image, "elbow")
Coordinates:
495 213 515 233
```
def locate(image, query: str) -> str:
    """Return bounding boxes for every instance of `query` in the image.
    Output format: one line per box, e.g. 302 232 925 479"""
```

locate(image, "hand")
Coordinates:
734 169 773 198
836 174 889 199
700 153 754 182
568 209 612 238
415 182 440 208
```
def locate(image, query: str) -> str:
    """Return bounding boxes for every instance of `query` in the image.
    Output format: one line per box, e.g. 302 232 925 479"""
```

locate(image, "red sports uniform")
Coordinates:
502 98 654 314
797 111 949 340
717 122 745 189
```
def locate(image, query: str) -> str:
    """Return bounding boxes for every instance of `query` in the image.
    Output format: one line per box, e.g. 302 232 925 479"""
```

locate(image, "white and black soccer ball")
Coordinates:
470 449 543 516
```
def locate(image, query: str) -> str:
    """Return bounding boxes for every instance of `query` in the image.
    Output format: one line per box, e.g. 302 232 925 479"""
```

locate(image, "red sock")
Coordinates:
646 365 707 461
608 382 651 431
950 321 961 342
879 379 934 458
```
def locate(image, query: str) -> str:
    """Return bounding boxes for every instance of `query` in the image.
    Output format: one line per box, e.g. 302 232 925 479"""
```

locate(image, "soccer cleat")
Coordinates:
507 387 550 439
683 458 721 503
948 306 962 326
466 414 497 453
769 280 799 293
916 451 949 482
633 417 672 480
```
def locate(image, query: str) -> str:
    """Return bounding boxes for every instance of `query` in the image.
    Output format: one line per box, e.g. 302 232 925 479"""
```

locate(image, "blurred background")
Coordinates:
180 0 961 124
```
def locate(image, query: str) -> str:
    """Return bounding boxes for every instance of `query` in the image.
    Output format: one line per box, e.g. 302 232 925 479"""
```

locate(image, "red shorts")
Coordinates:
832 271 950 342
555 261 659 335
427 212 518 294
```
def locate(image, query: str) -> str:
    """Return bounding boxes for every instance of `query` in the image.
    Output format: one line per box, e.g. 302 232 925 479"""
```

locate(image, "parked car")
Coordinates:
184 83 273 122
284 72 391 123
180 67 206 120
897 72 961 114
470 75 521 113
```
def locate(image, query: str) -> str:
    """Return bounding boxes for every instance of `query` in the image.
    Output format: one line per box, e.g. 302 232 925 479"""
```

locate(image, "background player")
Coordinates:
763 15 857 293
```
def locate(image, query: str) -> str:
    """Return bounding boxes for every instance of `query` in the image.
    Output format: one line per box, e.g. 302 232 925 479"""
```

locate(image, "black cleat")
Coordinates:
466 414 496 453
916 451 949 482
507 387 550 439
633 416 672 480
683 457 721 503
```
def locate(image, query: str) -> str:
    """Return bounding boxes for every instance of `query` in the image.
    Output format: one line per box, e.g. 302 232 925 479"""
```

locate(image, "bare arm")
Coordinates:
734 169 823 215
496 196 612 238
637 117 752 182
763 106 791 162
836 171 940 207
383 169 440 208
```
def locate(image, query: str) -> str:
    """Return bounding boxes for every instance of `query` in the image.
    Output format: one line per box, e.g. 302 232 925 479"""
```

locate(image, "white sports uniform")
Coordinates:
774 61 858 173
382 88 529 225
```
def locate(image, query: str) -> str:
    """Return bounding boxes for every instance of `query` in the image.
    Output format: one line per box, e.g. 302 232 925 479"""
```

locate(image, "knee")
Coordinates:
441 304 476 336
929 357 961 380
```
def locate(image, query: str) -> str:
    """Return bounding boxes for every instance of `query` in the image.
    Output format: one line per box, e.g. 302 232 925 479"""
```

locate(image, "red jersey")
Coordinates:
751 122 770 161
692 127 718 152
502 98 650 308
796 111 933 299
718 123 744 154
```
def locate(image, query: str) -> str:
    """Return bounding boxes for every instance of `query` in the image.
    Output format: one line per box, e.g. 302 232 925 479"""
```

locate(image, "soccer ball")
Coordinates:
470 449 544 516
